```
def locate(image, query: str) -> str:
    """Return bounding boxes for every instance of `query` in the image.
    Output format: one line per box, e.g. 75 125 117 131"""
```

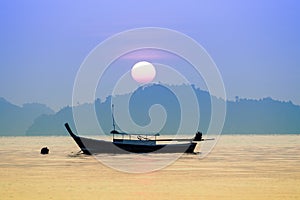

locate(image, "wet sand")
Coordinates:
0 135 299 199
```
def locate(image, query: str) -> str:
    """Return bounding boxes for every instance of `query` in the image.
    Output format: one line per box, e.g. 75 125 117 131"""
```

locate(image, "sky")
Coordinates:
1 0 300 111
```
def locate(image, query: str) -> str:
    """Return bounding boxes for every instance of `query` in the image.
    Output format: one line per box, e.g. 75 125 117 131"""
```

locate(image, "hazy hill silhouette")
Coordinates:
224 97 300 134
0 97 54 136
24 84 300 136
1 84 300 136
26 106 74 136
26 85 211 136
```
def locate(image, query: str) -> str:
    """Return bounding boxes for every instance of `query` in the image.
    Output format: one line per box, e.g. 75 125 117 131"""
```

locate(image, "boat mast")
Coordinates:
112 104 116 131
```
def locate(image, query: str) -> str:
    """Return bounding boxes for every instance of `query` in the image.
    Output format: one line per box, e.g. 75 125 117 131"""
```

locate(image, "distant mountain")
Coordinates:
26 106 74 136
26 103 102 136
26 85 212 136
25 84 300 136
223 97 300 134
0 97 54 136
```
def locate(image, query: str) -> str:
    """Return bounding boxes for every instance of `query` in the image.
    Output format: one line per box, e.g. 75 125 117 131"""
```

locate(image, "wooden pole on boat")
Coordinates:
112 104 116 131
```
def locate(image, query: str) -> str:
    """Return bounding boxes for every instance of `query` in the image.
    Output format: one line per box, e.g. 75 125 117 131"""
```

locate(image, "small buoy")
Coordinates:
40 147 49 154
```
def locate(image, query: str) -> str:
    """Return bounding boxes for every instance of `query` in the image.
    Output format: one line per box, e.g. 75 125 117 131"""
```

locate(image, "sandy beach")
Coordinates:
0 135 299 200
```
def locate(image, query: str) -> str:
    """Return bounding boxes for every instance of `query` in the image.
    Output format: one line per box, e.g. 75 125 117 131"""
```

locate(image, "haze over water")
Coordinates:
1 135 299 200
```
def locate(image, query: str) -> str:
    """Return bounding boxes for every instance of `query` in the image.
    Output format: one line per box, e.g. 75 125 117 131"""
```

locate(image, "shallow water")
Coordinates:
0 135 299 199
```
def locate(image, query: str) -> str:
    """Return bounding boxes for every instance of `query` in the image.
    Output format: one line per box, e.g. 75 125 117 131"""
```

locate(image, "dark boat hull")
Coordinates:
65 123 197 154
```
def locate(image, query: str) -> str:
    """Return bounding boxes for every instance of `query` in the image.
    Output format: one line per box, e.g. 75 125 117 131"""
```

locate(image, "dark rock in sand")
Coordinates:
40 147 49 154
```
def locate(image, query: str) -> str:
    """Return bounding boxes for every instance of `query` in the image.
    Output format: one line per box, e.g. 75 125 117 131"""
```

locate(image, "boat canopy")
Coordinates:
110 130 160 137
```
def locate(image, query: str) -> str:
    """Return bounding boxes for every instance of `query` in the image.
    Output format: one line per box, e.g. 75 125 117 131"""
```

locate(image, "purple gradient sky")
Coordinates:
1 0 300 110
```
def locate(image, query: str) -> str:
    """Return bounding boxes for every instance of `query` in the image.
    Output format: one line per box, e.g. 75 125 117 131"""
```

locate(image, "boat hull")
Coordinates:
65 123 197 154
79 136 196 154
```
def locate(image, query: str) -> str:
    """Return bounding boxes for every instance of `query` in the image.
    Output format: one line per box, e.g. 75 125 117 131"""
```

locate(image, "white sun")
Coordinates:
131 61 156 83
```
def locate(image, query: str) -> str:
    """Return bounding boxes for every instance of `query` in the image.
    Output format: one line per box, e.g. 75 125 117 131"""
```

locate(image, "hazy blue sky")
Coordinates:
1 0 300 110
